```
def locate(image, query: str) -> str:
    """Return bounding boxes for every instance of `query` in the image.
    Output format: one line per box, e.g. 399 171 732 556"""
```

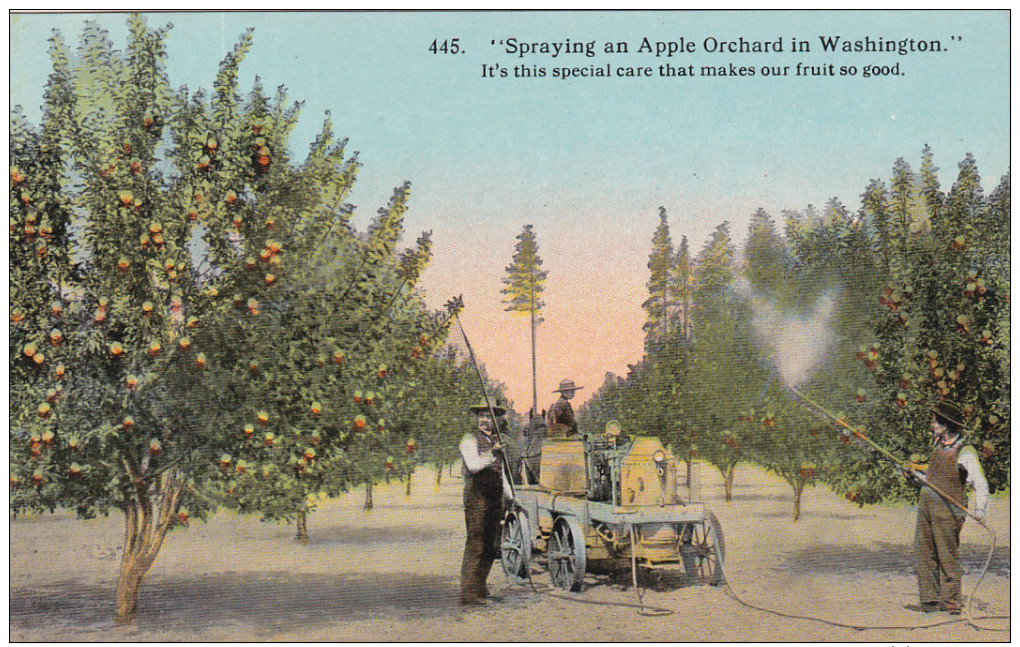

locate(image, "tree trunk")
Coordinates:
530 305 538 415
436 464 442 486
363 480 373 510
295 511 308 541
405 471 413 496
114 467 186 625
793 481 804 521
722 464 736 502
684 458 692 488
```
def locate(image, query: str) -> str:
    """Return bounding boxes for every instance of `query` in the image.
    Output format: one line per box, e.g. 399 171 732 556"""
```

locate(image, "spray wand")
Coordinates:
446 295 517 502
784 383 981 518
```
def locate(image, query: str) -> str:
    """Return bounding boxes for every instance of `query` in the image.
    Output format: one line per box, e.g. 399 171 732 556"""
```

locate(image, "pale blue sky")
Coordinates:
9 11 1010 410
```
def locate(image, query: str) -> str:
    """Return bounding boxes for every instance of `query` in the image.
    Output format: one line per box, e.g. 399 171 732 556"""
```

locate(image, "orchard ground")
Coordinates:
10 463 1010 641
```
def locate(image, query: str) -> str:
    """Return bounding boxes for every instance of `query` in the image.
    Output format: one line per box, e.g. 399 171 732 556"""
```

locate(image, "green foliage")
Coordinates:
501 223 547 318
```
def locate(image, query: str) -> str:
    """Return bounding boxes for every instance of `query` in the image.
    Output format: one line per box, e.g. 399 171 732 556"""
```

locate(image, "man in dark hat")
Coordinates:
459 400 510 606
910 401 989 615
547 378 583 438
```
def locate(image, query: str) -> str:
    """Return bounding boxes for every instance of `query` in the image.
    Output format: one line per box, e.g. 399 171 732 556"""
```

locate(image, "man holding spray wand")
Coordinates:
908 401 989 615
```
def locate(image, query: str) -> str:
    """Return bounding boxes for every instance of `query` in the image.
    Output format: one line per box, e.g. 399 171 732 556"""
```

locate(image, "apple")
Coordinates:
206 137 218 152
126 374 139 389
264 216 275 229
951 235 966 251
117 256 130 271
178 336 191 352
177 510 189 524
257 411 269 425
244 423 254 438
198 155 210 170
46 388 59 403
39 224 53 239
384 456 394 470
68 462 83 479
269 255 282 267
856 388 866 403
353 415 366 430
36 241 48 258
263 432 275 446
260 249 271 262
225 190 237 205
899 373 912 389
119 191 134 205
187 316 200 328
364 391 376 405
247 298 258 315
148 341 162 357
30 441 42 457
142 301 154 315
220 454 231 469
149 439 162 456
194 353 207 368
377 364 388 379
10 475 21 488
333 349 345 364
23 342 38 358
264 273 276 286
236 459 248 474
38 403 52 419
310 402 322 416
244 256 257 271
50 301 63 317
31 469 45 487
956 314 970 332
377 419 386 432
249 360 259 374
32 352 45 366
68 437 80 451
406 438 416 454
55 363 66 379
140 234 150 249
130 160 142 174
980 329 993 345
10 167 24 184
23 223 36 239
46 328 62 346
303 448 316 464
310 430 322 445
122 416 134 429
798 462 816 479
353 390 363 404
896 392 907 408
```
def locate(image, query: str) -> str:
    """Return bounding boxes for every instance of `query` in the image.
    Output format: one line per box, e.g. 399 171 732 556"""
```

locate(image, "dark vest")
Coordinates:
927 441 966 512
462 430 501 480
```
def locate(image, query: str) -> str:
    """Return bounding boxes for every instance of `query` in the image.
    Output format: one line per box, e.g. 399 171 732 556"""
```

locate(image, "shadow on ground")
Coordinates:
778 542 1010 576
9 570 472 636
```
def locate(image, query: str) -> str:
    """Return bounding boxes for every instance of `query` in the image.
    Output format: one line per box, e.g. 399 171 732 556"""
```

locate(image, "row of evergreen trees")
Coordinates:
579 148 1009 519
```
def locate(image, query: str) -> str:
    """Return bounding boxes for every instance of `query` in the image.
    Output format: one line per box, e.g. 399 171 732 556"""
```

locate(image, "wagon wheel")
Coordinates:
500 510 532 584
548 516 586 592
679 512 725 585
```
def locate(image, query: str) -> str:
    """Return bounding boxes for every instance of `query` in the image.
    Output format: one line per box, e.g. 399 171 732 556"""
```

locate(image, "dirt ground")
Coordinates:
9 463 1010 642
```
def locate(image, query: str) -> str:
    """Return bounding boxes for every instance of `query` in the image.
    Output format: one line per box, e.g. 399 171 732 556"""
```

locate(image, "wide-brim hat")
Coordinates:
933 401 965 431
553 378 584 393
469 400 506 416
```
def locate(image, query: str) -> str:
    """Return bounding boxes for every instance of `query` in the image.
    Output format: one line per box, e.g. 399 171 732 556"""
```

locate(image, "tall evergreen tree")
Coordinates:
501 224 547 414
642 206 673 340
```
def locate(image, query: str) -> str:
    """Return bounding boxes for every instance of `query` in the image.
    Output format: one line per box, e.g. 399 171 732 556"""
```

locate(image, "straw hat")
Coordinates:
469 400 506 416
553 378 584 394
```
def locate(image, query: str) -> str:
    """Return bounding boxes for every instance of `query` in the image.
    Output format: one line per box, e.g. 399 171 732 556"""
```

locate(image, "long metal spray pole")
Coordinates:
454 311 517 502
786 383 978 521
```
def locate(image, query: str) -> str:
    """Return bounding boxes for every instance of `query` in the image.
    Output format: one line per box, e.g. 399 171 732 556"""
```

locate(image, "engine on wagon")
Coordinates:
501 421 725 592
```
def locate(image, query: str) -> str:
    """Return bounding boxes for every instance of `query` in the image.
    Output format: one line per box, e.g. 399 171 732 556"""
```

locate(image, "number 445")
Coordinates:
429 38 461 54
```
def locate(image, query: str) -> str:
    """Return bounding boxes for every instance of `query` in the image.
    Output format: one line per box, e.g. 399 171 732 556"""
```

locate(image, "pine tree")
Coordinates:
501 224 548 414
642 206 673 341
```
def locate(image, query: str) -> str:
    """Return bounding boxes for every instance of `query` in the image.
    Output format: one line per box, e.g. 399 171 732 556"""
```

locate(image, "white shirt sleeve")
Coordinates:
958 446 990 516
459 434 498 474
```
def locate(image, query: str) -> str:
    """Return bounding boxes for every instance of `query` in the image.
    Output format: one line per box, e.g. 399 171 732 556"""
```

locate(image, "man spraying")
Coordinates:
910 401 989 615
458 400 512 606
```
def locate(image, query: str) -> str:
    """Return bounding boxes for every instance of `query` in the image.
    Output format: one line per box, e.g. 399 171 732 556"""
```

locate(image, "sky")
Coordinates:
8 10 1011 415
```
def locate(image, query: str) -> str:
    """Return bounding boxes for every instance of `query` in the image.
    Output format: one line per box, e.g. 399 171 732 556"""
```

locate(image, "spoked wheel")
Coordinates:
679 512 726 585
548 516 586 592
500 510 532 584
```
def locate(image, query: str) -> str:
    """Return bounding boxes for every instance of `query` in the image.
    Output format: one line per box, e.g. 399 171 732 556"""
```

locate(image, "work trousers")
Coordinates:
914 487 965 606
460 470 503 603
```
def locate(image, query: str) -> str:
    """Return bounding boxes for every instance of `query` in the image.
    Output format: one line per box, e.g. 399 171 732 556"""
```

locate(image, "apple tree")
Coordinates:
8 15 454 624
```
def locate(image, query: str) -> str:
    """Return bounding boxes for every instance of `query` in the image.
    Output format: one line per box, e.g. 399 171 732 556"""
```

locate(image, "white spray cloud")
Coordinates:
752 292 838 388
